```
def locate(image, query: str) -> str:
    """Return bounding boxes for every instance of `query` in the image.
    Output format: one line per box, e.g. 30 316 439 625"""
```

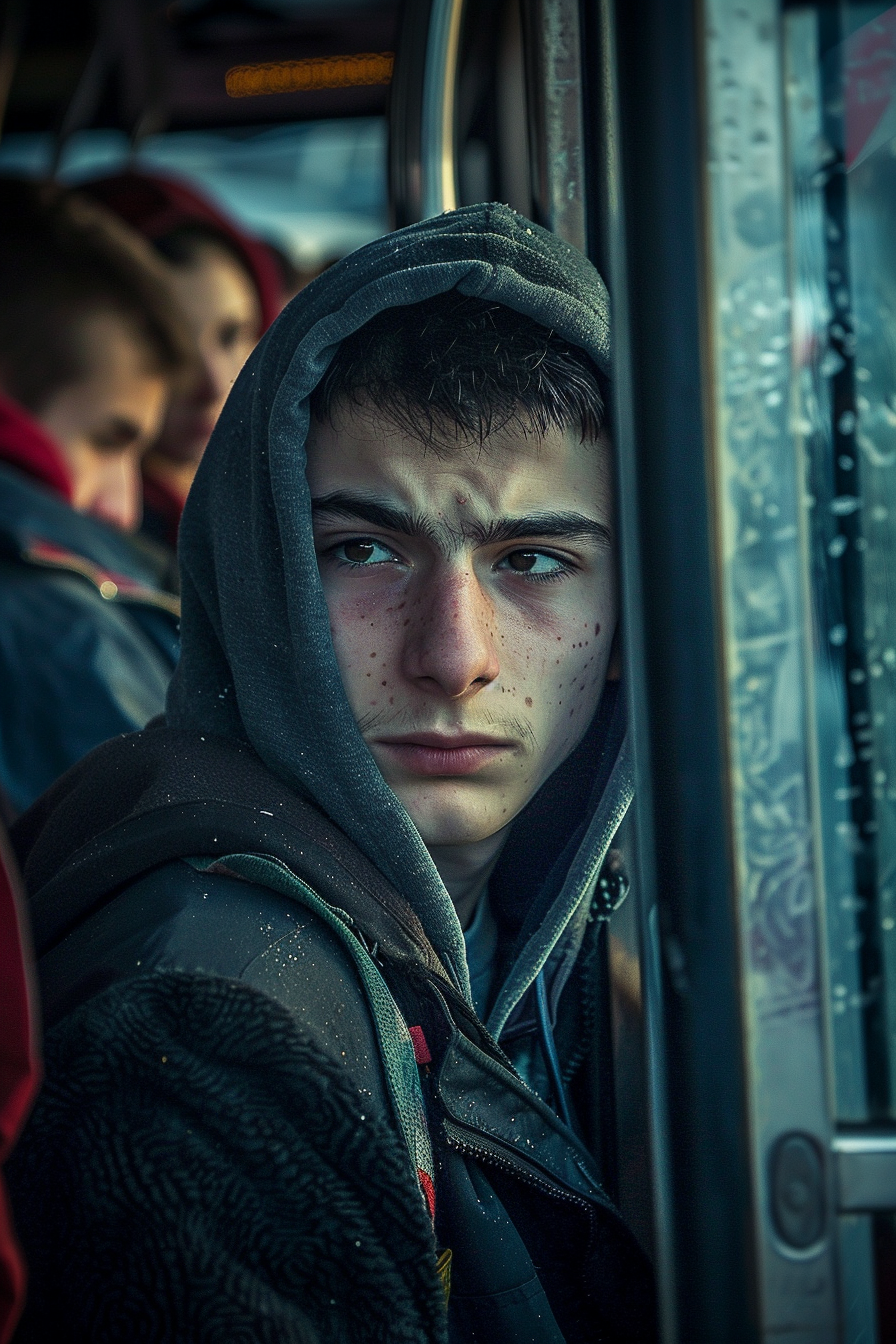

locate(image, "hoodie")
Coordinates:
8 204 652 1343
165 199 625 1035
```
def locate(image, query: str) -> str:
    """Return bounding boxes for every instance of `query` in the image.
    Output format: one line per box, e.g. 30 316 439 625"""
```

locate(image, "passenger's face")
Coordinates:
154 242 260 464
37 312 168 532
307 406 618 850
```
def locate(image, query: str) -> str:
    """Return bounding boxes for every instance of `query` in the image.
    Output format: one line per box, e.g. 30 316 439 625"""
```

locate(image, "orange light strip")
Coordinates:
225 51 394 99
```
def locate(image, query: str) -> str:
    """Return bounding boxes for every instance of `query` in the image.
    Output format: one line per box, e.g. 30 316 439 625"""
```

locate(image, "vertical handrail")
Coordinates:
420 0 464 219
605 0 759 1335
522 0 587 252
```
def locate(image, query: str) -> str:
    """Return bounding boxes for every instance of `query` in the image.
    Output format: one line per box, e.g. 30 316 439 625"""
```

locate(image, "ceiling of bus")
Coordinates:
4 0 398 135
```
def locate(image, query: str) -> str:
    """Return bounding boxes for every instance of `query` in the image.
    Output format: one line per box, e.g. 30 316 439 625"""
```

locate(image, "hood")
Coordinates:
0 393 72 503
165 201 629 1017
80 172 282 331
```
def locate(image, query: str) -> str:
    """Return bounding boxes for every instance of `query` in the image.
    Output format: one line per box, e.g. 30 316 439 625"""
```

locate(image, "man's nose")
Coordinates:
402 565 500 698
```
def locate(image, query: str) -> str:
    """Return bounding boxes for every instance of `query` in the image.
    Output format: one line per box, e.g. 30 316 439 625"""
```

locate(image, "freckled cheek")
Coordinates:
325 601 403 682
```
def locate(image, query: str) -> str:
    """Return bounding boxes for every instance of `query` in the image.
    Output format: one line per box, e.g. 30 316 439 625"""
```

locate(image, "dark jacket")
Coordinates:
8 204 655 1342
0 445 179 816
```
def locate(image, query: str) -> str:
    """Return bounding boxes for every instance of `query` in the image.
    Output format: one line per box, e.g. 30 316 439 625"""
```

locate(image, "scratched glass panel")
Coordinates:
784 8 896 1337
703 3 839 1334
785 3 896 1130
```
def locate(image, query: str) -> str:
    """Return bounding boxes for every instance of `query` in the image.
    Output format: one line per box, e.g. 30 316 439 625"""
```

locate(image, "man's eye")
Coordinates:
499 550 569 578
337 539 399 566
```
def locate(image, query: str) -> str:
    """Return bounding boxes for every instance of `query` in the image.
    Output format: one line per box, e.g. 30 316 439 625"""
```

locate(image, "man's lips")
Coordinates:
372 732 516 777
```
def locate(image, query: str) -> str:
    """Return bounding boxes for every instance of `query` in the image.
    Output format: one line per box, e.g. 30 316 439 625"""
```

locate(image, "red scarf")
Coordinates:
0 393 72 502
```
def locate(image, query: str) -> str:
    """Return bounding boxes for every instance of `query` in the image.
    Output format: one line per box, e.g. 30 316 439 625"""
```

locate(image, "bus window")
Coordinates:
600 0 896 1338
785 7 896 1338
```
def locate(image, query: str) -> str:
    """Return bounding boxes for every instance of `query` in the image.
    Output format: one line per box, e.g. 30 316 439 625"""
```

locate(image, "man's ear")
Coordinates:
605 625 622 682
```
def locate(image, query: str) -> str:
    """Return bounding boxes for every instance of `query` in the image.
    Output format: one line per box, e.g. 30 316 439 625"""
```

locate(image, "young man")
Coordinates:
0 180 192 814
8 204 655 1342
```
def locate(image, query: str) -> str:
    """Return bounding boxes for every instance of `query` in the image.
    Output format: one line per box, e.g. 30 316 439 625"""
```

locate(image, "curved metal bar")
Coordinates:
420 0 464 219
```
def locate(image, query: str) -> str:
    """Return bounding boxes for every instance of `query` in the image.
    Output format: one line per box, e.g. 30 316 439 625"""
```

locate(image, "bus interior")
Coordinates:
1 1 896 1340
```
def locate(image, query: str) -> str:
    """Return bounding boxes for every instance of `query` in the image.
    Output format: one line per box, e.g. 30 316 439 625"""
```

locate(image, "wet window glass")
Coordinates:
698 3 896 1333
783 3 896 1123
783 4 896 1333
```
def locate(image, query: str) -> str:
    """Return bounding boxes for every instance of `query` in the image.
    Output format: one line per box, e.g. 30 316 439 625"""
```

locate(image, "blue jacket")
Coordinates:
0 463 179 814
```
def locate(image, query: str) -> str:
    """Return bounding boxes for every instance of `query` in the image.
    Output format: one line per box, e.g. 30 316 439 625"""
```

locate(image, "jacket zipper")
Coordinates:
443 1119 635 1283
442 1119 594 1213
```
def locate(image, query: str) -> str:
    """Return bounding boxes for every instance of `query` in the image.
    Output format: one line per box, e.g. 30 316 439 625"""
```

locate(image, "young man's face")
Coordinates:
37 312 169 531
307 402 618 852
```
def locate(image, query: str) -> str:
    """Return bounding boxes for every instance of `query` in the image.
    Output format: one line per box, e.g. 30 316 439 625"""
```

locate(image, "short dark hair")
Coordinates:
152 221 254 286
0 177 194 413
311 291 609 447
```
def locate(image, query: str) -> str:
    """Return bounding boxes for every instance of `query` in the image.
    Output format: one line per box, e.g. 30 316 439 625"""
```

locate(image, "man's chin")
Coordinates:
395 793 519 850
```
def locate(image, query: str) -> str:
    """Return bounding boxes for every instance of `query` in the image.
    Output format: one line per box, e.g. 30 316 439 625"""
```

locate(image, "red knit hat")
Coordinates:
80 171 282 331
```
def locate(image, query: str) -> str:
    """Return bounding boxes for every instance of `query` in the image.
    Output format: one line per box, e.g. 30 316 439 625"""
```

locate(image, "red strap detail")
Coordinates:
417 1169 436 1222
408 1025 432 1066
26 540 148 598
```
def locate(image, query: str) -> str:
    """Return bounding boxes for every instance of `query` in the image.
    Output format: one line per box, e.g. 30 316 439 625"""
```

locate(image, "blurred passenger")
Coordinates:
83 173 280 550
0 178 193 814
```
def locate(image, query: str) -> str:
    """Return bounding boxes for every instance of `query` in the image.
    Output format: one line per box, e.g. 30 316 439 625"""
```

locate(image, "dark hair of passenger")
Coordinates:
0 177 194 413
153 220 255 283
311 290 609 448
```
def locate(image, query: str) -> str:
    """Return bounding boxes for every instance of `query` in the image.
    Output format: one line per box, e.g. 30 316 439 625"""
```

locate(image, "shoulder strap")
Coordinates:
187 852 436 1220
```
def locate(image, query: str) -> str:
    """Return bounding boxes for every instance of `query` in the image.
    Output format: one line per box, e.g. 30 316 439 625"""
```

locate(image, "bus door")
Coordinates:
389 1 896 1339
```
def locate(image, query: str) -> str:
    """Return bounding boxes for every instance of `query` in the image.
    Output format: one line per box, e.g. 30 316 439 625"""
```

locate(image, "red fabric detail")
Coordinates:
845 6 896 169
24 538 155 601
141 471 184 550
0 393 71 502
82 172 282 331
0 828 40 1344
417 1169 436 1223
408 1025 432 1066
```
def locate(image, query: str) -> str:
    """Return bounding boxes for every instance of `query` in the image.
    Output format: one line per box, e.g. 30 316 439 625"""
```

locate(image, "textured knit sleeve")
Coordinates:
6 972 446 1344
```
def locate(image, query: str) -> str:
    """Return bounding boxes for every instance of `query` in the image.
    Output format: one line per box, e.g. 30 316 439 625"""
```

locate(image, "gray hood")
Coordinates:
165 201 629 1024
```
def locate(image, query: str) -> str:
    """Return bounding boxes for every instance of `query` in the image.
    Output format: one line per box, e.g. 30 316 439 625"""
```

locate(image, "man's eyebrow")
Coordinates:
311 492 429 539
311 491 612 551
471 513 613 550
